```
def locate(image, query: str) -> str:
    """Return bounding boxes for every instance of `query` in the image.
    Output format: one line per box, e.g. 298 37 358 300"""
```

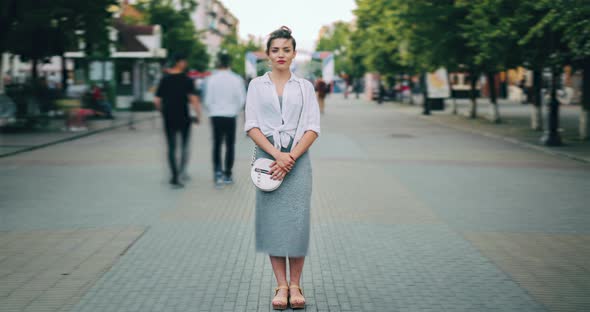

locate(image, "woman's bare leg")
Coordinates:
288 257 306 306
270 256 289 306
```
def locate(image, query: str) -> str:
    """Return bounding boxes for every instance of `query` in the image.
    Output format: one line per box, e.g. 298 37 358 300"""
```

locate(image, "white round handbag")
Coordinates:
250 155 282 192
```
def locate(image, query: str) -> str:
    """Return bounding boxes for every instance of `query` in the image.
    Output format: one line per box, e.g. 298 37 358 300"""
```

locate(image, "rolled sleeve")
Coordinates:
305 81 321 135
244 81 260 133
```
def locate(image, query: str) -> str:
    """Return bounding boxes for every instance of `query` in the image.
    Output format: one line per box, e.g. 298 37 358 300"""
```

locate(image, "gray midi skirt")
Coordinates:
255 137 312 257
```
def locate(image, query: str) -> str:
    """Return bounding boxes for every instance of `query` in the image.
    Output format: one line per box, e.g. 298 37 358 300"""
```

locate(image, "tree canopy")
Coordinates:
220 32 263 76
316 21 353 76
350 0 590 77
137 0 209 71
2 0 117 61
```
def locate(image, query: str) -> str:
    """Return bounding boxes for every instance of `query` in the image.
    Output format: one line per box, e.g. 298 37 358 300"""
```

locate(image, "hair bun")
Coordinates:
280 26 292 34
266 26 297 53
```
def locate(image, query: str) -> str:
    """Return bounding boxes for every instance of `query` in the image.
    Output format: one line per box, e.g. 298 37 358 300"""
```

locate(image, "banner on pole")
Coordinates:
426 68 450 98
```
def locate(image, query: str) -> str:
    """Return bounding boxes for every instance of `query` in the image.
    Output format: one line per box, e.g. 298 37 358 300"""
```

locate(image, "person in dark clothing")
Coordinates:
91 84 113 118
377 82 385 104
154 54 202 188
354 78 362 99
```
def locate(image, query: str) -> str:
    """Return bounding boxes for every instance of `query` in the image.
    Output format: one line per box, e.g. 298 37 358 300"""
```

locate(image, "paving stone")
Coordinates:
3 95 589 311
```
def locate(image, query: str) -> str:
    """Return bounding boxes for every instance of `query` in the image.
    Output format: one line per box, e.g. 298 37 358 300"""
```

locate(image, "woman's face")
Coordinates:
267 38 296 71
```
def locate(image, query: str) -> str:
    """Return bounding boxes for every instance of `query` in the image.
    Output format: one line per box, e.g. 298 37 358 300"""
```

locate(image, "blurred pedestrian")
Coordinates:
46 73 61 113
154 53 202 188
244 26 320 310
203 52 246 188
401 81 411 103
36 77 52 113
341 72 350 99
314 75 327 114
354 78 362 99
91 84 113 118
64 107 105 131
47 72 61 91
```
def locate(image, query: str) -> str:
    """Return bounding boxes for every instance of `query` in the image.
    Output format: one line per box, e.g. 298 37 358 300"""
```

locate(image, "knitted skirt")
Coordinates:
255 137 312 257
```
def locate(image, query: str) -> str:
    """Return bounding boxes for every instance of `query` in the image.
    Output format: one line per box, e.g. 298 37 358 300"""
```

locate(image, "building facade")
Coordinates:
65 2 167 109
191 0 239 65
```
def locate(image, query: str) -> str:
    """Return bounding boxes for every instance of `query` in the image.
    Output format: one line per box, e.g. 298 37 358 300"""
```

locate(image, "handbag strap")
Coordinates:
251 79 306 166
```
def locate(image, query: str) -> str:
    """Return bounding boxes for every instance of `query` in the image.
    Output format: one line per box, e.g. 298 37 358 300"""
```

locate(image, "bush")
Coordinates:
131 100 156 111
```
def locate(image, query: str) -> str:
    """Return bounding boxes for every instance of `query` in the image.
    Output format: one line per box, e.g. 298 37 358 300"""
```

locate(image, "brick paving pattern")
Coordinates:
1 95 589 311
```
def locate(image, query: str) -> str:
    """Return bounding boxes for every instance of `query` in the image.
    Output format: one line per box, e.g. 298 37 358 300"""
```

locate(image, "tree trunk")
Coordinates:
580 60 590 140
390 75 397 102
31 58 39 82
448 72 457 115
487 71 501 123
542 67 562 146
61 54 68 95
409 78 415 105
531 69 543 131
468 70 477 118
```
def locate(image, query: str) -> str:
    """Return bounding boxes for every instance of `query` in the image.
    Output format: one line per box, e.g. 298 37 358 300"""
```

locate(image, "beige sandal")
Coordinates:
272 285 289 310
289 285 306 309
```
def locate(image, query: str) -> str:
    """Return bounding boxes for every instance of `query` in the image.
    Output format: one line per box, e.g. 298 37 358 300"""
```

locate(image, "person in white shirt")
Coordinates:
203 52 246 187
244 26 320 310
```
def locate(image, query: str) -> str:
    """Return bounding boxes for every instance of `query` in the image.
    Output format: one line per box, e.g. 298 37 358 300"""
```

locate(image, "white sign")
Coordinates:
89 61 103 80
89 61 114 81
105 61 114 80
426 68 451 98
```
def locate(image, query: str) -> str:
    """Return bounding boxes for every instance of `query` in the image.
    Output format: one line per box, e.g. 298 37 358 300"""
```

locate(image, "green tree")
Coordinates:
220 32 262 76
8 1 66 81
545 0 590 139
316 21 353 76
65 0 118 89
139 0 209 71
347 28 367 80
459 0 524 123
353 0 406 85
0 0 20 92
397 0 480 114
4 0 115 85
519 0 573 146
0 0 18 56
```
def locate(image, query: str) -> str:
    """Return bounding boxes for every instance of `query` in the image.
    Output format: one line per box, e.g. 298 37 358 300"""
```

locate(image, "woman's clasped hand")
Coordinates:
270 152 295 180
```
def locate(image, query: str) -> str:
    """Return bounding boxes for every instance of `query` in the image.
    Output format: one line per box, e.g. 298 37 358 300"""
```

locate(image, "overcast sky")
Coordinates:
221 0 357 52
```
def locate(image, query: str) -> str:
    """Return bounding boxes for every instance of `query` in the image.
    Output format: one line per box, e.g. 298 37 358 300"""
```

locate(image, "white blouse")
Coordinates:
244 72 321 151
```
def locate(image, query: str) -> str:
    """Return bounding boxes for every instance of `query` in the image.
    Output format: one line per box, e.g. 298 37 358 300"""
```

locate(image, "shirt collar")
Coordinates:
262 71 299 84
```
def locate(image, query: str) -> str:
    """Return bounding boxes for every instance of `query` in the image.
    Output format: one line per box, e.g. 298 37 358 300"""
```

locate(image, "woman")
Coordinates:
244 26 320 310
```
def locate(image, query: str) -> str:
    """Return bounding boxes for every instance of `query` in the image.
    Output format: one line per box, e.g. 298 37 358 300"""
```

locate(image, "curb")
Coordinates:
0 115 157 159
393 103 590 165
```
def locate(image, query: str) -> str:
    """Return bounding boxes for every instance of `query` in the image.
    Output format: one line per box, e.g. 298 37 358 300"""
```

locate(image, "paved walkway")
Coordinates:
1 95 589 311
395 98 590 163
0 112 158 157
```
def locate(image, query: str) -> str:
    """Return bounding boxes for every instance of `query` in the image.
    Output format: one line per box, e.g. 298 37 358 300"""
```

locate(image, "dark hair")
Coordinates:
217 52 231 68
266 26 296 54
171 53 187 65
